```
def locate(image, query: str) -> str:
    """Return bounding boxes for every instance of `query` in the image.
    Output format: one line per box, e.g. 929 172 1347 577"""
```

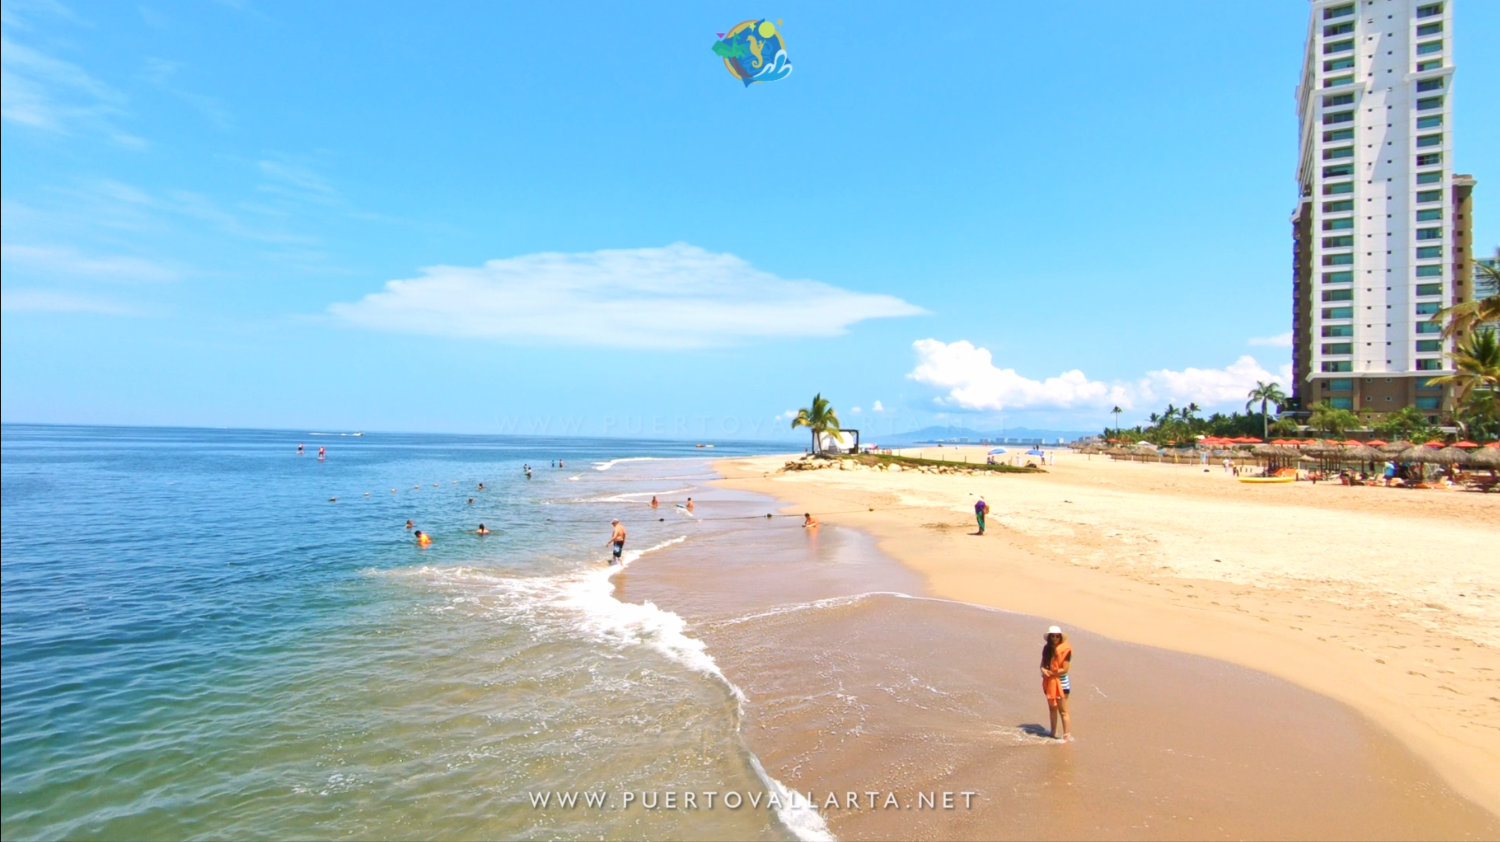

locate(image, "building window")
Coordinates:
1415 208 1442 221
1416 96 1443 111
1323 236 1354 248
1416 245 1442 259
1416 265 1443 277
1322 146 1355 160
1322 288 1354 301
1416 320 1441 332
1324 3 1355 19
1323 128 1355 142
1323 270 1354 282
1416 115 1442 129
1416 3 1443 18
1322 254 1354 267
1416 153 1442 166
1323 199 1355 213
1416 22 1443 36
1415 227 1442 240
1323 92 1355 107
1323 326 1354 338
1416 340 1443 353
1324 307 1354 319
1415 397 1441 410
1415 358 1443 371
1416 283 1443 296
1324 38 1355 54
1416 79 1443 94
1323 218 1354 231
1324 57 1356 72
1416 59 1442 72
1322 343 1354 355
1416 40 1443 55
1322 362 1354 372
1323 182 1354 195
1330 397 1356 410
1323 22 1354 36
1416 171 1442 184
1415 189 1442 203
1324 75 1355 88
1416 133 1443 148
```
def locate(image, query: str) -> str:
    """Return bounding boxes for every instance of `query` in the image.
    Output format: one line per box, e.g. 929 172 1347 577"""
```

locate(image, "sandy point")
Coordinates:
716 446 1500 819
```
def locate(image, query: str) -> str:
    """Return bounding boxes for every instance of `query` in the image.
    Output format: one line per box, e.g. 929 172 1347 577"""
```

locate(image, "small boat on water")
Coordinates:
1239 475 1295 484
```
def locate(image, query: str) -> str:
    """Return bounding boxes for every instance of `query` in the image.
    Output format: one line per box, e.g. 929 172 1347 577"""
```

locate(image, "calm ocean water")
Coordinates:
0 425 817 841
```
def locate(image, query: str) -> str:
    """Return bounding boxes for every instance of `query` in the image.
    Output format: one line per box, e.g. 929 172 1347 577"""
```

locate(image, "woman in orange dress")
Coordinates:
1040 625 1072 740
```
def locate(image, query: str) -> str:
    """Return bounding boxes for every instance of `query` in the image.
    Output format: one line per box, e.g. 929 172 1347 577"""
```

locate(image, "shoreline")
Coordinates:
713 447 1500 821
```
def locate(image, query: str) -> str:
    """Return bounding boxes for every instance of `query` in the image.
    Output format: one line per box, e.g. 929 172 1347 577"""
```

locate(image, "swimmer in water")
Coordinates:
297 442 304 455
477 482 485 490
415 530 432 547
476 524 490 535
685 498 694 513
405 519 414 530
803 513 819 529
650 496 659 509
467 498 474 505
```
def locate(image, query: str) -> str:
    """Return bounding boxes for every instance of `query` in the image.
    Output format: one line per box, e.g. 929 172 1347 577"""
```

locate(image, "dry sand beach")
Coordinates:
710 447 1500 834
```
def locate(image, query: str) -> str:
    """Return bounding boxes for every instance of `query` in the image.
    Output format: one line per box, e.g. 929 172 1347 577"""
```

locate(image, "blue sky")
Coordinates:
3 0 1497 440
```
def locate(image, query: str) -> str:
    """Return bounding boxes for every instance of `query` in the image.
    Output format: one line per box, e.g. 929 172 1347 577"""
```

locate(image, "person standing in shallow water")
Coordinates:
1041 625 1072 740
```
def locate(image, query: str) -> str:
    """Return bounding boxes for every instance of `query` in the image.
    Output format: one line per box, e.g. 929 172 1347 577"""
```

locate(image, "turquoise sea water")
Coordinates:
0 425 810 840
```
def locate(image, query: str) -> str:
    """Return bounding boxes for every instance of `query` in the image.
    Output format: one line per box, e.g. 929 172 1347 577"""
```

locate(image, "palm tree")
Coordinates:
1111 405 1122 438
1245 381 1288 440
1428 328 1500 407
1307 401 1359 437
1432 264 1500 339
791 393 842 454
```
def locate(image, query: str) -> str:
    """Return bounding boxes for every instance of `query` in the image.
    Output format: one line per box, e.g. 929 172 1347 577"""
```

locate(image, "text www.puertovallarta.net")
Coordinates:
527 790 978 811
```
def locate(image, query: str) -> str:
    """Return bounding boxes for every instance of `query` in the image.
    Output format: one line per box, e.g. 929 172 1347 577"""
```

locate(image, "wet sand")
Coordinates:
619 475 1500 840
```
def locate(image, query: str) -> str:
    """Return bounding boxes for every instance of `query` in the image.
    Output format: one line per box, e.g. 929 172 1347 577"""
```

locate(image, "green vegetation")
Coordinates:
791 393 842 454
1245 381 1288 441
841 452 1040 473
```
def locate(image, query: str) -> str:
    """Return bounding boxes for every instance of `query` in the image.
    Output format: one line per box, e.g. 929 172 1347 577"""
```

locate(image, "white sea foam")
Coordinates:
569 487 694 504
592 456 662 471
711 592 911 628
747 754 836 842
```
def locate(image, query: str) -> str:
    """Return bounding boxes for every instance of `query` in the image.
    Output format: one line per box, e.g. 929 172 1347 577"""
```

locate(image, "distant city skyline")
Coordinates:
3 1 1496 437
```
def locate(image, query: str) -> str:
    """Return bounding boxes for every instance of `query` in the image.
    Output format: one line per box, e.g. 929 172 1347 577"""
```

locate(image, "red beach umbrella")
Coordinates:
1341 439 1362 446
1454 440 1479 448
1423 440 1445 447
1366 439 1388 447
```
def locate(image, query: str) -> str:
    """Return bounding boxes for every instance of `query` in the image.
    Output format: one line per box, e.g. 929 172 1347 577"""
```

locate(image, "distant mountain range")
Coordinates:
878 425 1097 445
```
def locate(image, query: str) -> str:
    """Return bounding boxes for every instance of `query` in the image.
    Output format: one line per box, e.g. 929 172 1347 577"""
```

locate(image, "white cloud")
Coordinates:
774 409 797 423
0 289 141 315
1 244 179 282
329 244 927 349
0 33 141 146
850 406 863 414
871 400 885 412
908 338 1284 413
1248 332 1293 348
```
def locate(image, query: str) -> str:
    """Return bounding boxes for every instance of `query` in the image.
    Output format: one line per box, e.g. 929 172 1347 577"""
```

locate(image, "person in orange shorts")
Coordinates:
415 530 432 547
1040 625 1072 740
802 513 819 530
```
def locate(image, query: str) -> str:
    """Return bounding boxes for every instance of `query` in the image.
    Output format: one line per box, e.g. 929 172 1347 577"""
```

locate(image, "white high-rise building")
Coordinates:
1291 0 1475 422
